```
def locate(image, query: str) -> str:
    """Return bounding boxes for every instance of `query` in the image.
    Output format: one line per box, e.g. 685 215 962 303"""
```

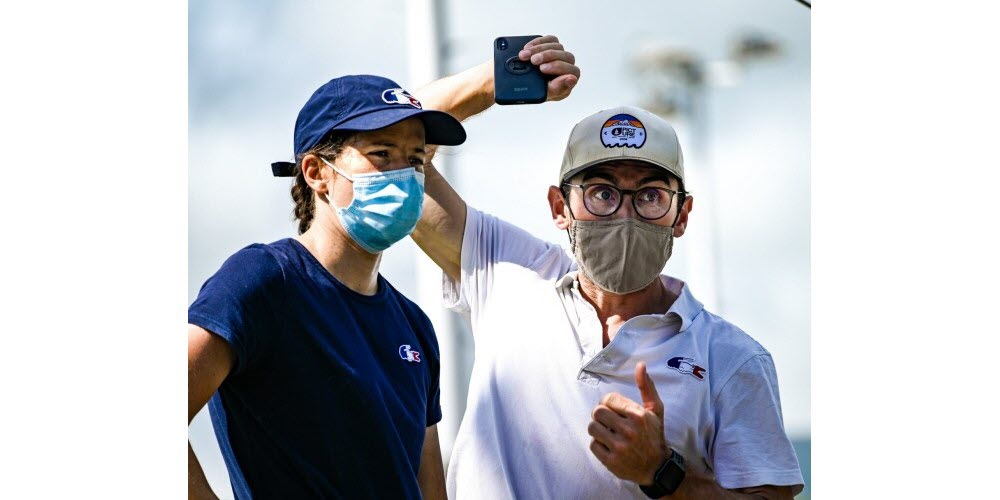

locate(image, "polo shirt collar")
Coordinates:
663 276 704 333
554 273 705 333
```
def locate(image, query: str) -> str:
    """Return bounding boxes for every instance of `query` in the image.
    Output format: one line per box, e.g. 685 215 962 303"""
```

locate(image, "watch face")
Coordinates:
662 460 685 483
657 451 686 494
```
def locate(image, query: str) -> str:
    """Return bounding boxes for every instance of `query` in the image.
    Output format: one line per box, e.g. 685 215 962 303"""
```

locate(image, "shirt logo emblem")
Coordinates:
398 344 422 363
382 88 422 109
600 113 646 149
667 356 706 380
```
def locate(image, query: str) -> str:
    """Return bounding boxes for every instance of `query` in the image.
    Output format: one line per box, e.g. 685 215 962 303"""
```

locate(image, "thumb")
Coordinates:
547 75 578 101
635 362 663 418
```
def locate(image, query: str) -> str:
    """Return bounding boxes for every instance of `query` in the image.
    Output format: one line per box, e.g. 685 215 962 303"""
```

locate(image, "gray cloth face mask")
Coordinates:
570 218 674 295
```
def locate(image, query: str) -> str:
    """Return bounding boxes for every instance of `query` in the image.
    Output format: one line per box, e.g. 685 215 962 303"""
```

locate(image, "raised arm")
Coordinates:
411 35 580 282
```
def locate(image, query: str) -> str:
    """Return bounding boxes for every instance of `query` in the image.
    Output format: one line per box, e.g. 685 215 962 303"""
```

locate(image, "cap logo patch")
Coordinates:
382 88 422 109
600 113 646 149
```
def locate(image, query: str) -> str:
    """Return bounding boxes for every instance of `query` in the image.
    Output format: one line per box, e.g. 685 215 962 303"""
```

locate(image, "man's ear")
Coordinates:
673 195 693 237
548 186 572 230
301 154 333 194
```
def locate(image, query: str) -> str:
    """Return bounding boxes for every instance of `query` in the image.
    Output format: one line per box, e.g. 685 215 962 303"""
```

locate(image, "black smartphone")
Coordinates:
493 35 547 105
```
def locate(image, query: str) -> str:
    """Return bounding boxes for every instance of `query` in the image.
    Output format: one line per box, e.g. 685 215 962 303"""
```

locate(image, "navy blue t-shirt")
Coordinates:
189 238 442 499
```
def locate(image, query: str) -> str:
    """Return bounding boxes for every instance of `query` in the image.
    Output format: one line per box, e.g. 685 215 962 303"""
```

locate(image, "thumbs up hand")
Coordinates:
587 362 670 486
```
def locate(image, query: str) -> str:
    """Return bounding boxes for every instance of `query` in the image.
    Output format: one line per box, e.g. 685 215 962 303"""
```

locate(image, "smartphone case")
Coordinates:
494 35 547 105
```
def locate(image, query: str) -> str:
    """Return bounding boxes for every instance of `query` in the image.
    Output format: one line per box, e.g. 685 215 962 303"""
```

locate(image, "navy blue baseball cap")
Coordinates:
271 75 466 177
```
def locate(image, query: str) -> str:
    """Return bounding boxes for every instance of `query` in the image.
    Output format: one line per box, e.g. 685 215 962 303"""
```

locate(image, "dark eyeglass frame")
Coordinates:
561 182 689 221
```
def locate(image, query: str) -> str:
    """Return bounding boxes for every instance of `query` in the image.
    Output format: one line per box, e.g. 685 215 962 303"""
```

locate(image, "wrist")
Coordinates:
639 449 686 498
442 61 494 122
641 442 671 485
473 60 495 109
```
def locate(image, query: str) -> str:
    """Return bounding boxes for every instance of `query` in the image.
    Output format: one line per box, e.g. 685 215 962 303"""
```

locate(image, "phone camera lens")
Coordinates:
497 38 508 50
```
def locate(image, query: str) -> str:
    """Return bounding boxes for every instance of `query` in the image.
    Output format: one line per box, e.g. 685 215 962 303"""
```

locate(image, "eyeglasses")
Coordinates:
561 182 687 220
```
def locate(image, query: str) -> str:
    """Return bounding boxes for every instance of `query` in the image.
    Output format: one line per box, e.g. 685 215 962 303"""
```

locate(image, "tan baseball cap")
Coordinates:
559 105 684 185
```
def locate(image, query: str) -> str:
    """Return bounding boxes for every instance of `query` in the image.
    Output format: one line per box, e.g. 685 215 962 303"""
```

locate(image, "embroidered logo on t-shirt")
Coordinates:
398 344 422 363
667 356 706 380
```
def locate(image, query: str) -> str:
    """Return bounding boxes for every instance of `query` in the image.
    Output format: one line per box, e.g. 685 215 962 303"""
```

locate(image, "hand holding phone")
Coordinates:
493 35 581 105
494 35 548 105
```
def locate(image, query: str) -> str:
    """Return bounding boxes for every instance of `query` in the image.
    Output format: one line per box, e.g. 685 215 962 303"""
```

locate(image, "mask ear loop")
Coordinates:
668 191 686 229
319 157 357 211
320 157 354 182
560 186 579 252
560 186 585 289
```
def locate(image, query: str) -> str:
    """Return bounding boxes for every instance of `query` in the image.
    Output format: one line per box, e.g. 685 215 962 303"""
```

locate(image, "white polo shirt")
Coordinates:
443 207 803 499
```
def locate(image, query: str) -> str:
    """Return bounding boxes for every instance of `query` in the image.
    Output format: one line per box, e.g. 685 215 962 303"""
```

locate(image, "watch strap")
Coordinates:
639 449 686 498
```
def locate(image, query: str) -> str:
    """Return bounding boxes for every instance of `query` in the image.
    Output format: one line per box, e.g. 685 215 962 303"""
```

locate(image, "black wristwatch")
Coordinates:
639 448 686 498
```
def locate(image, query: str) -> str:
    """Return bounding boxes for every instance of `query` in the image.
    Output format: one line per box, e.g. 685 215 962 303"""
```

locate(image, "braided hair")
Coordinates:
290 131 354 234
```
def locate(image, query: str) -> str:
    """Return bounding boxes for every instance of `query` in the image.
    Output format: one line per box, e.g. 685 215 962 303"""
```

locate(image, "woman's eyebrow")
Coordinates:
370 142 426 154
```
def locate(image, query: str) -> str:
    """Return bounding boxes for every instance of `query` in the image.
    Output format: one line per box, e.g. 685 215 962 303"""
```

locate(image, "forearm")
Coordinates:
189 442 219 500
656 473 794 500
418 469 447 500
188 326 232 500
407 64 489 279
411 162 466 282
417 462 447 500
414 61 494 122
417 425 448 500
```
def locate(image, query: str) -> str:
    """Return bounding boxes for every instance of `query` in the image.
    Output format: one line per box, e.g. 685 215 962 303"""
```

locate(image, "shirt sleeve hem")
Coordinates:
426 408 443 427
714 469 805 495
188 313 244 374
441 206 479 313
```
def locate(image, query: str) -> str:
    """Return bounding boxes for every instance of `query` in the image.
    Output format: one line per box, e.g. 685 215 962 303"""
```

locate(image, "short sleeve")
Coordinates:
711 354 804 494
188 245 285 375
443 206 575 317
426 361 442 427
421 315 443 427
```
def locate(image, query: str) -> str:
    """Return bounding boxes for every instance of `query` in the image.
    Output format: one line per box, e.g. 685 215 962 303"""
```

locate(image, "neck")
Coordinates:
296 218 381 296
577 273 677 346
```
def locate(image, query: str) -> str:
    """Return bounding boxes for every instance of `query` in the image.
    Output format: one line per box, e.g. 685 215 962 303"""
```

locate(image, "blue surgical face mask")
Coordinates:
322 158 425 254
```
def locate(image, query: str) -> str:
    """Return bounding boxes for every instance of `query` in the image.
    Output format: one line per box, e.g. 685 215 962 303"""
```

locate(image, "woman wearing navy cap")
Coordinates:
187 38 579 499
186 74 467 500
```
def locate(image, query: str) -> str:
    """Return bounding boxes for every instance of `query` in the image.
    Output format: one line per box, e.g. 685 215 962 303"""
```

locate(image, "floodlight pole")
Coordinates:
631 36 783 314
632 50 723 313
405 0 467 464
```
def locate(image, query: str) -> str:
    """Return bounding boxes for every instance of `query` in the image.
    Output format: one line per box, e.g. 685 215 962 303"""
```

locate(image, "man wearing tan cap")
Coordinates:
412 36 803 499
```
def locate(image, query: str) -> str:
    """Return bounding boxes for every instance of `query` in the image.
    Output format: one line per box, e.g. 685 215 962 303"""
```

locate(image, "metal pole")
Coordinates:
632 49 723 313
685 80 724 313
405 0 465 463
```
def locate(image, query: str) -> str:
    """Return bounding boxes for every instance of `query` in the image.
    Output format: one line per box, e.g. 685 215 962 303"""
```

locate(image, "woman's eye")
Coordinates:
369 151 390 158
409 157 425 166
